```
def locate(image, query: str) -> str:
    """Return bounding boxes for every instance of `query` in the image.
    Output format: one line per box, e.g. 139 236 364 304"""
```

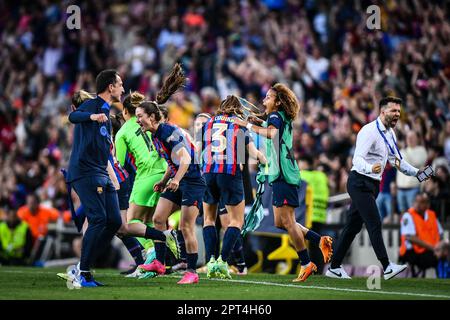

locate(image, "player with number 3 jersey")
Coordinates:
201 95 266 279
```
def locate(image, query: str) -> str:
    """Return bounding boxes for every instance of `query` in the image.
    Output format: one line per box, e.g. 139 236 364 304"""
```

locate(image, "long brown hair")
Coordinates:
271 83 300 120
138 63 186 120
216 95 244 118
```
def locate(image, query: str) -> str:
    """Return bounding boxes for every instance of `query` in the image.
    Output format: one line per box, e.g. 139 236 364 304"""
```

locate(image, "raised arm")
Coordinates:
234 118 278 139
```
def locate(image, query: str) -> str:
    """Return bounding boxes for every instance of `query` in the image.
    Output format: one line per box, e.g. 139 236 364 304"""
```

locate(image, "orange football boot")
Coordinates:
293 262 317 282
319 236 333 263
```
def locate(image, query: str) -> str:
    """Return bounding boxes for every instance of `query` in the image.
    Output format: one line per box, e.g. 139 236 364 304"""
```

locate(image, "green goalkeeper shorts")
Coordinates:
129 172 165 207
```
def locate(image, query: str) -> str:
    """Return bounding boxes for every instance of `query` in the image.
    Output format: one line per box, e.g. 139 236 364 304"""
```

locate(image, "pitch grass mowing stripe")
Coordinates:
2 269 450 299
166 275 450 300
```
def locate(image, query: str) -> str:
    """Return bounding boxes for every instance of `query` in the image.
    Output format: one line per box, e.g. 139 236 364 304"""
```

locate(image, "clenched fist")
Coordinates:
90 113 108 123
372 163 382 174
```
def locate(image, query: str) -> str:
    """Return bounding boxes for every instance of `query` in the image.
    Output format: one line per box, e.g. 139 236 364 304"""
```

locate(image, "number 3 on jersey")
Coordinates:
211 123 227 153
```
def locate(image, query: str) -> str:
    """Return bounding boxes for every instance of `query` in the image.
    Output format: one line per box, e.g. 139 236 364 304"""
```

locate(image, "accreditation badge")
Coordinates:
395 157 401 169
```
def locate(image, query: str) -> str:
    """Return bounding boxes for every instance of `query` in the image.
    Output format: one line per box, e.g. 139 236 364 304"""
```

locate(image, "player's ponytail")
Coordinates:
155 63 186 105
217 95 244 118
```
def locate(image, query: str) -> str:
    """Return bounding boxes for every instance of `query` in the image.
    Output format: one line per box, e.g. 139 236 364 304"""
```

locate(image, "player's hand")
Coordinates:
233 118 246 127
153 180 167 193
248 115 264 125
372 163 382 174
164 179 179 192
90 113 108 123
258 152 267 165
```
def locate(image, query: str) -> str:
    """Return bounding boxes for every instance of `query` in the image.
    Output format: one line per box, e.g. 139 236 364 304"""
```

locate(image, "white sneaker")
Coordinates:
125 268 144 278
171 262 188 274
325 266 352 279
57 264 79 281
383 263 407 280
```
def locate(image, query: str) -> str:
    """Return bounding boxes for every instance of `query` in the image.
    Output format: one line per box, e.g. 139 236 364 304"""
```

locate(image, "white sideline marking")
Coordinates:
167 275 450 299
2 270 449 299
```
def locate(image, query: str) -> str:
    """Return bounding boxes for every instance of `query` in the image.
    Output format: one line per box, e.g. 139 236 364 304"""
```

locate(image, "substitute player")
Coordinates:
234 84 333 282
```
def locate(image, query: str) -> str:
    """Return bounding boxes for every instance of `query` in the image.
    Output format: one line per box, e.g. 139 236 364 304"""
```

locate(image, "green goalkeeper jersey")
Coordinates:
115 116 167 178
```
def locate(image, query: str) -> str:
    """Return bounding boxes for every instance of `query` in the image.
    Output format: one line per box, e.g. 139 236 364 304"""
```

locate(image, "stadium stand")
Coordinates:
0 1 449 274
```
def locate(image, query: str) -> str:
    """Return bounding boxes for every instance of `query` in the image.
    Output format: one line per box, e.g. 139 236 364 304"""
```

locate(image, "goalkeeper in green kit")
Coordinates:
115 92 179 276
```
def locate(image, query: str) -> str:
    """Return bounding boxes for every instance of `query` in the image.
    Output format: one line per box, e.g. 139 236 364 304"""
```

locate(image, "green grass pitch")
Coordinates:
0 267 449 300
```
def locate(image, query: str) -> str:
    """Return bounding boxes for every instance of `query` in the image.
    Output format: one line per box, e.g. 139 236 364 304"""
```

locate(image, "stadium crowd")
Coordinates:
0 0 449 267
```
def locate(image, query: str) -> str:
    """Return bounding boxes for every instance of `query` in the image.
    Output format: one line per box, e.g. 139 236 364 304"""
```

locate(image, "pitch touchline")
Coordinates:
167 276 450 299
2 270 448 299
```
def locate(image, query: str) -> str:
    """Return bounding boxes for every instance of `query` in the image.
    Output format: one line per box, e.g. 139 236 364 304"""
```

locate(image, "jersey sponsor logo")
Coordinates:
97 186 103 194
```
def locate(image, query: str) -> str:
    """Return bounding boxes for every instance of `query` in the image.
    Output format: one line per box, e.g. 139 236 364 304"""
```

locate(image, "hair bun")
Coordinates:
130 92 145 106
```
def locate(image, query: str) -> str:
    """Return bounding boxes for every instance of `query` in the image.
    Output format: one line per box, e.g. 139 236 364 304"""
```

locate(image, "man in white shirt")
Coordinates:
326 96 430 280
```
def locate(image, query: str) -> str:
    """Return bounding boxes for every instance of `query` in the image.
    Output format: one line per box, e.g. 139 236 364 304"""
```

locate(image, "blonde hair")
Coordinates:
72 90 95 109
271 83 300 120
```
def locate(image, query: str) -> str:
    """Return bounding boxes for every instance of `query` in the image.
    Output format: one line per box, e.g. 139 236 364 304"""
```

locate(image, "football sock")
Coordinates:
305 230 321 245
203 225 217 261
177 230 187 263
145 226 166 241
232 235 246 265
221 227 240 262
121 236 144 265
298 249 311 266
186 253 198 272
155 241 166 264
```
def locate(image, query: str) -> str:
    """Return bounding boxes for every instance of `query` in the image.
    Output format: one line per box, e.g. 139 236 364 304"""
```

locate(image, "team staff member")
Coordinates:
399 193 443 277
67 69 125 287
326 96 430 280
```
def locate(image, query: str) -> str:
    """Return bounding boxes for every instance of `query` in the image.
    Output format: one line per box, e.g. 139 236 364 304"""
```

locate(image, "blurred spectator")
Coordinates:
17 193 61 241
298 155 330 273
434 240 450 278
376 163 396 221
396 131 427 214
399 193 443 277
0 206 33 266
0 0 448 242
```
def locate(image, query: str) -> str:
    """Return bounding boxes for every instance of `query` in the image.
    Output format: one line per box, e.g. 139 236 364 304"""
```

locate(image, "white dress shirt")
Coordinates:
351 117 419 181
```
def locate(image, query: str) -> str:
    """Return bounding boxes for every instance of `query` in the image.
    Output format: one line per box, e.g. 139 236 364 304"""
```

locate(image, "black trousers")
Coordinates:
331 171 389 268
399 249 437 277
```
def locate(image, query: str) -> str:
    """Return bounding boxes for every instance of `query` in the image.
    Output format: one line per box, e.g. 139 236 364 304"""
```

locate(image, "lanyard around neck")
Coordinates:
376 119 403 160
